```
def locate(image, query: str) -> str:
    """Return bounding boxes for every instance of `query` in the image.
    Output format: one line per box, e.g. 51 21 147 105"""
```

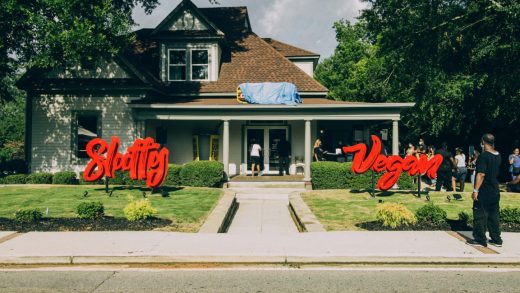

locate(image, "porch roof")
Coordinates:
130 98 414 121
129 98 415 110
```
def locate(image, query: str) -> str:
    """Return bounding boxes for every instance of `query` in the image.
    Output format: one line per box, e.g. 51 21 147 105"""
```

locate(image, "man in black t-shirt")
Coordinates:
469 133 502 247
435 142 454 191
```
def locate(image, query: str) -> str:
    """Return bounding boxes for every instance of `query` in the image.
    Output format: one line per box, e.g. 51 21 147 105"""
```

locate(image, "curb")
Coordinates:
199 190 237 233
0 255 519 266
288 192 326 232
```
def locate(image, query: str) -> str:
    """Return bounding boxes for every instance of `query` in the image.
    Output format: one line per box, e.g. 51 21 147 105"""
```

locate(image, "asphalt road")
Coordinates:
0 267 519 292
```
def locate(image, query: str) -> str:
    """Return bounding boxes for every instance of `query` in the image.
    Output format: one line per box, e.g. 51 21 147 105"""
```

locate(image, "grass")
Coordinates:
301 187 520 231
0 185 222 232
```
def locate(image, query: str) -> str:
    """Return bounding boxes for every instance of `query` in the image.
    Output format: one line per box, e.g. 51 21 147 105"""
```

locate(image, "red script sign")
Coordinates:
342 135 443 191
82 137 169 188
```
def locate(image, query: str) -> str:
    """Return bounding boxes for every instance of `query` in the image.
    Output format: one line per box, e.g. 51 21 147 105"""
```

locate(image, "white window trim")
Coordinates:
191 49 209 81
167 49 187 81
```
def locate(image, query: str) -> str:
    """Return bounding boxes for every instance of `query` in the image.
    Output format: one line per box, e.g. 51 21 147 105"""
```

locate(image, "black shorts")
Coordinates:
251 156 260 165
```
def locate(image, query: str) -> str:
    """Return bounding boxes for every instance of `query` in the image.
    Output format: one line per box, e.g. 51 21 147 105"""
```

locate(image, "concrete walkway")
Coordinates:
227 188 301 234
0 231 520 265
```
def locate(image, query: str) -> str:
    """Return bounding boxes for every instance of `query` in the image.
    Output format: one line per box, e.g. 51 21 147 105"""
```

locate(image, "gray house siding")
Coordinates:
30 94 138 174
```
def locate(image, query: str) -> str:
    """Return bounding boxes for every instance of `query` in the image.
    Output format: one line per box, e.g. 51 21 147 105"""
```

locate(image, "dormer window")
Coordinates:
167 48 210 81
191 50 209 81
168 49 187 81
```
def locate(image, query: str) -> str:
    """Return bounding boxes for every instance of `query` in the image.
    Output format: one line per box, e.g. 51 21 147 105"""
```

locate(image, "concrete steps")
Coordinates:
226 181 306 189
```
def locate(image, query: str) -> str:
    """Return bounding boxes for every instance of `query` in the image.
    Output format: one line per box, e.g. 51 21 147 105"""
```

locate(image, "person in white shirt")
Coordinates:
250 139 262 176
454 147 467 192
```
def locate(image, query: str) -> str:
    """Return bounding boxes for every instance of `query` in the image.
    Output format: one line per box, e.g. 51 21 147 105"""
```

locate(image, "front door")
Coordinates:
245 126 288 174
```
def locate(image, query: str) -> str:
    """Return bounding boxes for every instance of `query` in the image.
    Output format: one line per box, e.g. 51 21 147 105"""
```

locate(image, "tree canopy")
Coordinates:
316 0 520 147
0 0 161 101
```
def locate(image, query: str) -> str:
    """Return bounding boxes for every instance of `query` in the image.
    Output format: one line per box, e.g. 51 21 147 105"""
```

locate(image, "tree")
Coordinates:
0 0 162 101
318 0 520 147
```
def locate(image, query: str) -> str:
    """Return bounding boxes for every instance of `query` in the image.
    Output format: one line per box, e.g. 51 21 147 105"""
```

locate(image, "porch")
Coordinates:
130 99 414 181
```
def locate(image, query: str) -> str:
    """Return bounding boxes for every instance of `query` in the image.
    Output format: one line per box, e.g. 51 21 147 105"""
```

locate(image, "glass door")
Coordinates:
245 126 289 174
268 129 287 172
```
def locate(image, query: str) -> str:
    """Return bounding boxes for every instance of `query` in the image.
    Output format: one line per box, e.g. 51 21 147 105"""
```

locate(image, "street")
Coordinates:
0 266 519 292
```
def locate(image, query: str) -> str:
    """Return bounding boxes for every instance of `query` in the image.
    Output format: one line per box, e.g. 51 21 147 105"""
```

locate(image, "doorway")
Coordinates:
245 126 289 174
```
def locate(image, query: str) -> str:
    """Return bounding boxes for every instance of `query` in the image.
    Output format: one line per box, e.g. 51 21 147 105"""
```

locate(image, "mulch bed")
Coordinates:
0 217 173 232
357 220 520 232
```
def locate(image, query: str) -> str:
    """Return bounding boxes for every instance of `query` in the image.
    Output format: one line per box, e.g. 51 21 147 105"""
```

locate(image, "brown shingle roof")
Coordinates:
122 6 327 94
262 38 319 57
159 33 327 93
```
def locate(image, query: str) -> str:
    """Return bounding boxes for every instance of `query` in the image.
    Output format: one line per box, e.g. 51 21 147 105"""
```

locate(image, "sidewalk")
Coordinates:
0 231 519 265
227 187 301 234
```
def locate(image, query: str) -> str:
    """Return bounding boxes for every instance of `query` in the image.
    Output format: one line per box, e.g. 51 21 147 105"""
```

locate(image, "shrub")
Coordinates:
14 209 43 223
180 160 223 187
3 174 27 184
26 173 53 184
79 171 104 185
311 162 415 190
76 202 105 219
458 210 473 224
164 164 183 186
52 171 78 185
123 198 157 221
376 202 417 228
416 203 447 225
108 170 126 185
500 207 520 224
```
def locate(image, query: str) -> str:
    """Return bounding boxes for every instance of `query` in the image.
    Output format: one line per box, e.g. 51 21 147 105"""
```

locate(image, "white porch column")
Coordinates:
223 119 230 180
304 119 312 181
392 119 399 155
136 120 145 138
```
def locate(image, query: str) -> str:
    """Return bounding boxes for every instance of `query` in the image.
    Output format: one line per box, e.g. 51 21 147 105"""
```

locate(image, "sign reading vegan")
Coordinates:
342 135 443 191
82 137 169 188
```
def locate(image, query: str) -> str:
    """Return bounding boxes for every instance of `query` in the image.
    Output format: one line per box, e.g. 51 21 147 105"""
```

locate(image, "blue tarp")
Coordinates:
239 82 301 105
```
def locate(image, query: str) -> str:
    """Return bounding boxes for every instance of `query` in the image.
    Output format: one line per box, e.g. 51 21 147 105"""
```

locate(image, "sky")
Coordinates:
132 0 367 60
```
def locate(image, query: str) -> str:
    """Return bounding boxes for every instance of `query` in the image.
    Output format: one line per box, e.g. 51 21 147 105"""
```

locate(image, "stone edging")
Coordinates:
288 191 326 232
198 189 237 233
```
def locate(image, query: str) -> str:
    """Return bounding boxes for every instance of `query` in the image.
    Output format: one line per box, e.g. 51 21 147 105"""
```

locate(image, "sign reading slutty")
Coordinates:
82 137 169 188
342 135 443 191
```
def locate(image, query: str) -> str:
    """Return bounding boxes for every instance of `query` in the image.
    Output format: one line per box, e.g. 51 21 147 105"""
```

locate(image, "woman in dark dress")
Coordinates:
313 139 327 161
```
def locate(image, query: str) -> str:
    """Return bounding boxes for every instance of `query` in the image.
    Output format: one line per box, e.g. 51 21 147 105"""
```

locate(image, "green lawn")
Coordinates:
0 185 222 232
301 189 520 231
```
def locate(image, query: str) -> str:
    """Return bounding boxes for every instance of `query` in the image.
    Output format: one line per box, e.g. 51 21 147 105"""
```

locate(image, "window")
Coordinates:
191 49 209 80
75 113 100 159
168 49 186 81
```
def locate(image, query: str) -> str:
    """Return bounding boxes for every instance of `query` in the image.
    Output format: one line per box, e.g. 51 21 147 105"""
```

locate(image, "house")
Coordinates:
18 0 413 181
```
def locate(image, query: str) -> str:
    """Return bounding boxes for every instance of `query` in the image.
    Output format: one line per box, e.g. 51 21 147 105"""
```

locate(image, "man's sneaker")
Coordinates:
466 239 487 247
488 239 503 247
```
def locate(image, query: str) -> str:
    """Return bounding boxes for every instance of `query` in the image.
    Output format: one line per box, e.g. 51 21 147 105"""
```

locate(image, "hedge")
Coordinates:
311 162 415 190
2 174 28 184
164 164 183 186
79 171 104 185
52 171 78 185
26 173 53 184
180 160 223 187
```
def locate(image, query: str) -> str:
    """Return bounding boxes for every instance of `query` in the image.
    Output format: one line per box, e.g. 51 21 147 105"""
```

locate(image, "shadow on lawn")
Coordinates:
91 186 184 197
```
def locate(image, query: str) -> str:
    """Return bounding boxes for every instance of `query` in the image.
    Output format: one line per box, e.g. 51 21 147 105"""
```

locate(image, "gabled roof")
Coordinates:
151 0 223 36
262 38 319 58
19 2 327 96
121 7 327 94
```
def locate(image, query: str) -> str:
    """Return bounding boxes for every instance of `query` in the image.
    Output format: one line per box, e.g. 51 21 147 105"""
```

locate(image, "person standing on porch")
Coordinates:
250 139 262 176
469 133 502 247
278 138 291 176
